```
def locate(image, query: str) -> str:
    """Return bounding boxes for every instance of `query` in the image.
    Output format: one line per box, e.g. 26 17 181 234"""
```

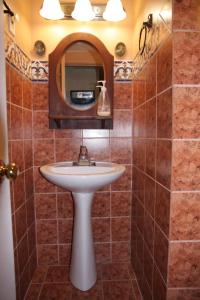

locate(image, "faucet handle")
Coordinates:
80 145 88 156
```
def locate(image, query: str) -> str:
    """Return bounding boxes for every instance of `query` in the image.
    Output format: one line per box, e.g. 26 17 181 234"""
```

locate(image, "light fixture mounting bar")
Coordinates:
60 3 106 20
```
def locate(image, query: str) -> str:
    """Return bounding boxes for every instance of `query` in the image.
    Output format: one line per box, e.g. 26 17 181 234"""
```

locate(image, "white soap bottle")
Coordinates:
96 80 111 117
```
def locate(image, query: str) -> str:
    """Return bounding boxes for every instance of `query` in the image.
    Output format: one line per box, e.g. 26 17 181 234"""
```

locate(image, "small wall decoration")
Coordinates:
34 40 46 57
115 42 126 58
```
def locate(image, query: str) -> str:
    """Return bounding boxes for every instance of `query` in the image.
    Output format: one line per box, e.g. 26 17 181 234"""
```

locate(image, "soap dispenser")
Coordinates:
96 80 111 117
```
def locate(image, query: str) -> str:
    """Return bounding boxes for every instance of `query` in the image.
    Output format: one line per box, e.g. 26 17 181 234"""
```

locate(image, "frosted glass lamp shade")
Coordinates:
71 0 95 21
40 0 64 20
103 0 126 22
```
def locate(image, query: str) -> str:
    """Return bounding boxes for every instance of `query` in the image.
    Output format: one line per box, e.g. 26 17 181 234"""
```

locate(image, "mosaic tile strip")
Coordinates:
4 33 32 79
32 61 49 81
133 0 172 77
114 61 133 81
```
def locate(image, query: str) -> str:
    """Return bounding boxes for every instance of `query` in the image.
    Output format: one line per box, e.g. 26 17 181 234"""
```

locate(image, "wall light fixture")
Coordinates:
39 0 126 22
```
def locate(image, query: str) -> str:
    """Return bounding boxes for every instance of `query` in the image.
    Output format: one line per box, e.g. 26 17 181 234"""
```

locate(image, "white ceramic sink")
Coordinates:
40 161 125 291
40 161 125 193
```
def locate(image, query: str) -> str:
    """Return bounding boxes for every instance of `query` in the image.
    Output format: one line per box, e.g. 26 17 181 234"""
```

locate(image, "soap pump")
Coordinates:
96 80 111 117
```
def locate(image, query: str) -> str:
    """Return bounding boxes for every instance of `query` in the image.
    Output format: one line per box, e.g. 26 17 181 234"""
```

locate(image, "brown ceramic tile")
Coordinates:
34 139 55 166
111 165 131 191
111 191 131 217
45 266 69 282
168 242 200 288
156 140 172 189
133 139 146 172
58 220 73 243
111 109 132 138
24 140 33 170
37 220 57 244
93 218 110 242
145 139 156 178
144 211 154 255
39 283 72 299
172 141 200 191
17 234 29 276
25 284 41 300
23 109 32 139
111 138 132 164
133 105 146 138
155 183 170 237
173 0 200 30
146 55 156 100
71 281 103 299
170 192 200 240
137 71 146 106
135 199 144 236
143 243 153 291
144 176 155 217
95 243 111 263
33 111 54 139
92 192 110 217
154 224 169 282
6 63 11 102
10 68 22 106
133 80 138 108
59 244 72 266
157 37 172 93
37 245 58 265
146 98 156 138
83 138 110 161
35 193 57 219
13 172 25 210
114 82 132 109
55 129 82 139
15 203 27 244
27 224 36 257
32 83 48 110
26 196 35 227
173 87 200 139
25 168 34 200
112 242 130 262
173 32 200 84
132 279 143 300
133 168 145 203
153 265 167 300
34 167 56 193
19 263 31 300
10 104 23 139
103 280 134 300
111 217 130 241
57 193 74 219
11 140 24 172
29 249 37 279
157 88 172 138
167 288 200 300
32 266 48 283
55 138 81 162
102 263 130 280
22 78 32 110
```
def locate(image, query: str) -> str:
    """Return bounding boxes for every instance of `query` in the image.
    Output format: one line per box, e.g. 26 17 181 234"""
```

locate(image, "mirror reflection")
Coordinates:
57 41 104 111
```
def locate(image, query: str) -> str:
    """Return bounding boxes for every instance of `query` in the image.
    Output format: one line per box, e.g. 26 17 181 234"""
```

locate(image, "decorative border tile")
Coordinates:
4 33 32 79
114 61 133 81
32 61 49 81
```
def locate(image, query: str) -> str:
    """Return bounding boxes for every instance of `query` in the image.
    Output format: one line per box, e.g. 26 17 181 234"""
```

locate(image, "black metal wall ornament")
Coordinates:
3 1 14 17
139 14 153 55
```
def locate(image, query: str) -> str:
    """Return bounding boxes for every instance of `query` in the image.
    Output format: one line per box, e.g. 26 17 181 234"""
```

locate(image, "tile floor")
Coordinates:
24 263 143 300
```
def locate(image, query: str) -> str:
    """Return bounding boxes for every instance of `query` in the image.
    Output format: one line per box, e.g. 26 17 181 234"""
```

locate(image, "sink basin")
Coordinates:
40 161 125 291
40 161 125 193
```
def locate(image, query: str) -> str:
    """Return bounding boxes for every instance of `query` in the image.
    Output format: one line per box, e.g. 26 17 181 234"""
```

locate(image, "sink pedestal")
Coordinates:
70 192 97 291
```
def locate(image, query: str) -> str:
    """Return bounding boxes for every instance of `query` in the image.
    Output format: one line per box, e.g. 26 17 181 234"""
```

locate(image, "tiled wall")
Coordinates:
167 0 200 299
33 81 133 266
6 63 36 300
131 34 173 300
131 1 200 299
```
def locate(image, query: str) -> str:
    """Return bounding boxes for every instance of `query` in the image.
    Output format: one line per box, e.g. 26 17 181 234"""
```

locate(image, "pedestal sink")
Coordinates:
40 161 125 291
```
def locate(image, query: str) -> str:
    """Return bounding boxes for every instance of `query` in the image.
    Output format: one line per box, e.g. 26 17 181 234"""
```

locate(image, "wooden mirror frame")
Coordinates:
49 32 114 129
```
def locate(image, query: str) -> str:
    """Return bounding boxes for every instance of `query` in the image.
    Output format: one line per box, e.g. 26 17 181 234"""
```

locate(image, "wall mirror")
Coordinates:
49 33 114 129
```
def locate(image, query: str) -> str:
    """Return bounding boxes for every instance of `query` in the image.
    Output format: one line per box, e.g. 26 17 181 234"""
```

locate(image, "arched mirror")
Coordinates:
49 33 114 129
57 42 104 111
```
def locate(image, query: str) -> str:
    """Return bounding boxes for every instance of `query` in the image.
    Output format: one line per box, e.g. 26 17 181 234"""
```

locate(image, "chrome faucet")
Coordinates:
73 146 95 166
